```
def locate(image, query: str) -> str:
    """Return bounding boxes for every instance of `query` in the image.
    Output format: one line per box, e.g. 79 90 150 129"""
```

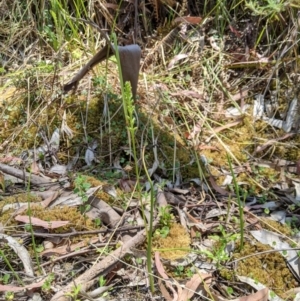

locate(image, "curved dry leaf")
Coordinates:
15 215 69 229
41 191 59 208
178 273 211 301
238 288 269 301
0 279 46 292
155 251 170 278
208 176 229 196
155 252 178 301
262 98 298 132
174 16 203 24
212 287 269 301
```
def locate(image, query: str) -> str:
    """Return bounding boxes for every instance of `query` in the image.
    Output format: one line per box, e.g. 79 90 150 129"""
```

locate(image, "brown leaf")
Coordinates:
15 215 69 229
158 279 174 301
228 24 242 38
174 16 202 24
30 161 40 174
178 273 212 301
208 176 229 196
155 252 169 280
0 279 46 292
0 155 22 164
205 118 243 143
253 133 295 155
40 191 59 208
155 252 178 301
238 288 269 301
211 119 243 134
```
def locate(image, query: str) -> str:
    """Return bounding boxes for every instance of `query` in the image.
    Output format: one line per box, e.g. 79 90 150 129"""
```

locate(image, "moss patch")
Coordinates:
234 242 297 297
152 223 191 260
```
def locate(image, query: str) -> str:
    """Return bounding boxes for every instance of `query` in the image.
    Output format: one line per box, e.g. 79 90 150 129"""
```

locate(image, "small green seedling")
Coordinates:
73 175 91 215
174 265 184 276
98 275 106 287
158 205 174 226
94 218 101 227
0 274 10 284
154 226 170 238
65 284 81 301
42 273 55 292
5 291 14 301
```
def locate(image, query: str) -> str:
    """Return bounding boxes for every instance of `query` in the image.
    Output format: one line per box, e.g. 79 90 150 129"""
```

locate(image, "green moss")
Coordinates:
260 218 291 236
219 268 235 281
0 193 96 243
29 205 94 233
84 175 116 204
0 193 41 227
152 223 191 260
234 242 297 297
